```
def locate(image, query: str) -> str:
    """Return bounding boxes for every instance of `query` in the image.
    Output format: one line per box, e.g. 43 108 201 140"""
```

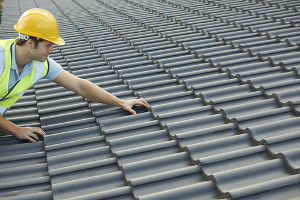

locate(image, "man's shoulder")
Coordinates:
0 46 6 75
42 56 63 80
0 46 5 56
0 46 6 65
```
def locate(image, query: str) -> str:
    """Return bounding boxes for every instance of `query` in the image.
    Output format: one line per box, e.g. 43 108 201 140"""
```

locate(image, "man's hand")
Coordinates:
14 127 46 142
0 115 46 142
121 98 150 114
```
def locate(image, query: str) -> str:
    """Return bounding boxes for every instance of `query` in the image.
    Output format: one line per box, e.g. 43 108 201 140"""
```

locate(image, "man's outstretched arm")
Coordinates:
0 71 149 142
0 114 46 142
53 71 150 114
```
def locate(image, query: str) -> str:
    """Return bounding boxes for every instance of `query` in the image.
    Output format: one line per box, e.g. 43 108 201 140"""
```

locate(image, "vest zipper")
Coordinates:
0 80 21 101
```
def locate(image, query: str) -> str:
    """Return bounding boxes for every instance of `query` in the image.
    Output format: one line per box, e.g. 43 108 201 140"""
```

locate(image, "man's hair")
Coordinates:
15 36 44 49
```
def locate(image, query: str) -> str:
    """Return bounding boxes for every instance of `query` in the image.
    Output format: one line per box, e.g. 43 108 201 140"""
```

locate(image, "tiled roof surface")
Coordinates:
1 0 300 199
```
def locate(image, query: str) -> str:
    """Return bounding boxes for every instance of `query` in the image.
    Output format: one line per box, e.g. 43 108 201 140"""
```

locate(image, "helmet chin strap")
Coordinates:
19 32 30 40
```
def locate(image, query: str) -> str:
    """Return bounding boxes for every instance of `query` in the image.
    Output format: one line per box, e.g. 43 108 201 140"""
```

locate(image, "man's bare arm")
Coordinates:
53 71 150 114
0 114 45 142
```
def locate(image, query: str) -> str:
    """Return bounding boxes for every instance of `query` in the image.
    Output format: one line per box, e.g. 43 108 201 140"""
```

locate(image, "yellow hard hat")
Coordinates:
14 8 65 45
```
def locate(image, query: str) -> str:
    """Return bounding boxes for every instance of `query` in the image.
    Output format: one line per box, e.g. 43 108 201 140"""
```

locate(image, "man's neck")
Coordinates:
15 44 33 75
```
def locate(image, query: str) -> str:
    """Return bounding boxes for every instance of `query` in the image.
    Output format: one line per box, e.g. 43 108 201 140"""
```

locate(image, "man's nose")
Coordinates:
49 45 53 53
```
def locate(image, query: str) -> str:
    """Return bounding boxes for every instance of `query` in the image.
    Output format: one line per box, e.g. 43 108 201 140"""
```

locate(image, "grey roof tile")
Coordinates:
128 165 201 187
238 181 300 200
207 52 259 65
47 146 115 176
139 90 195 105
0 183 52 200
136 85 188 99
122 152 191 179
183 39 222 50
158 105 215 125
146 49 189 60
51 171 128 199
267 139 300 173
193 44 236 57
97 45 136 55
186 133 256 164
175 123 238 146
40 109 94 127
3 191 53 200
217 159 300 199
36 96 86 114
102 50 143 62
0 141 50 199
41 117 97 135
243 71 297 89
44 126 103 148
63 186 132 200
99 112 153 131
246 116 300 159
132 170 207 199
0 163 49 183
238 66 288 84
169 34 209 44
114 140 178 159
227 35 270 47
237 106 295 130
167 63 216 78
136 181 221 200
126 73 172 87
166 113 226 136
268 86 300 107
117 63 158 76
150 98 204 117
195 83 253 102
181 72 235 89
221 98 280 120
223 60 274 76
281 35 300 46
215 93 268 114
266 27 300 39
0 150 46 170
109 129 170 152
266 51 300 65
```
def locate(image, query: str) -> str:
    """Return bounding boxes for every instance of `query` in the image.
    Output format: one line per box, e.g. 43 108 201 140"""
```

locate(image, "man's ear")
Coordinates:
27 39 35 49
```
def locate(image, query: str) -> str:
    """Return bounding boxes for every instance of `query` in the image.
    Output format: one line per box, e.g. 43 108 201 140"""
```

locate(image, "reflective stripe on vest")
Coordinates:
0 39 49 115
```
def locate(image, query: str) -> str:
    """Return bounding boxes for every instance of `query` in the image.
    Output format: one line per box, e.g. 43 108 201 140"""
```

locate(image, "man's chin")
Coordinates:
37 57 47 62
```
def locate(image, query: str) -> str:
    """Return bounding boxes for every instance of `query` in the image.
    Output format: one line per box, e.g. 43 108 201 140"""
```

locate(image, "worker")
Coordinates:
0 8 150 142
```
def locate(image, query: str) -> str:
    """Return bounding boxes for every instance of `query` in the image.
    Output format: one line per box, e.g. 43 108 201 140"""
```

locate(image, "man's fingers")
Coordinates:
122 99 150 115
30 133 40 141
134 99 150 108
26 136 36 142
128 108 136 115
140 98 150 107
33 127 46 137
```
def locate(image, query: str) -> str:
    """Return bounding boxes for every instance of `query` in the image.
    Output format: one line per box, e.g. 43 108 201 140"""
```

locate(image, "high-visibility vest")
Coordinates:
0 39 49 115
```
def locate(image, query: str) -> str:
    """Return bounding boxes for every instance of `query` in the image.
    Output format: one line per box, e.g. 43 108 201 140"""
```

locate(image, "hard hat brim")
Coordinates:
14 24 65 45
52 37 65 46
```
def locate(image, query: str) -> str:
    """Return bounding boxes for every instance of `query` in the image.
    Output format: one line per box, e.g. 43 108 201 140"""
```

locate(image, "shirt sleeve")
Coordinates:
43 57 64 80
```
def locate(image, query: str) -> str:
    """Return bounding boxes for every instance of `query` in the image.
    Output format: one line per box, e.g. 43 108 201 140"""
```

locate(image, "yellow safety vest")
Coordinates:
0 39 49 115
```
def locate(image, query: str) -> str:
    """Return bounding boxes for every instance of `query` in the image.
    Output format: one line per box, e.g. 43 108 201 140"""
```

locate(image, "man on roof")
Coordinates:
0 8 150 142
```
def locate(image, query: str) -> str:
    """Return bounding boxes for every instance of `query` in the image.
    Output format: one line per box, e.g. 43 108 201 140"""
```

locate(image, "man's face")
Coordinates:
30 40 54 62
